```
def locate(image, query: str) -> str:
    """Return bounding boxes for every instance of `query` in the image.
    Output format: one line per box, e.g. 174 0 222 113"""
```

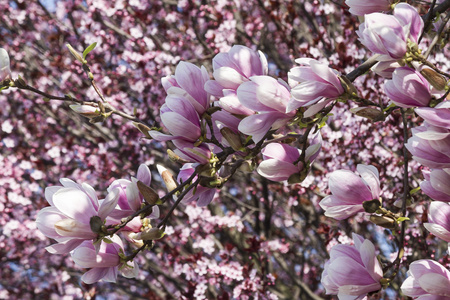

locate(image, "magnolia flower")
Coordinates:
149 94 202 142
384 67 432 108
345 0 392 16
162 61 210 115
357 3 423 61
71 235 139 284
257 131 322 183
321 233 383 299
421 169 450 202
406 123 450 169
424 201 450 243
36 179 119 254
415 102 450 130
237 76 295 143
371 60 402 79
0 48 11 81
177 163 216 206
204 45 268 97
287 58 344 113
319 164 381 220
401 259 450 299
69 104 102 119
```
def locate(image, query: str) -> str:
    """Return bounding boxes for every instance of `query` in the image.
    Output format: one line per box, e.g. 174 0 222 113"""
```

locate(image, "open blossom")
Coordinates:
71 235 139 284
257 131 322 182
237 75 295 143
423 201 450 243
162 61 210 115
385 67 432 108
421 169 450 202
345 0 392 16
415 102 450 130
287 58 344 113
204 45 268 97
36 179 119 254
321 233 383 299
319 164 381 220
357 3 423 61
401 259 450 299
0 48 11 81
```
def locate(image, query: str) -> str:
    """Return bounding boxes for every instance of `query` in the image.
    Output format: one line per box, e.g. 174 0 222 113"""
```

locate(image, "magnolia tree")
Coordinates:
1 0 450 299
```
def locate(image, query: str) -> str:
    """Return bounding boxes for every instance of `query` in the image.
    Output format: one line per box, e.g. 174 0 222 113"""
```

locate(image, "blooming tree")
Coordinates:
1 0 450 299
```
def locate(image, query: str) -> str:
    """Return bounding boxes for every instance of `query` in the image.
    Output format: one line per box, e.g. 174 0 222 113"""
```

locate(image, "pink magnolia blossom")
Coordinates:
149 94 202 142
406 123 450 169
357 3 423 61
319 164 381 220
345 0 392 16
162 61 210 115
423 201 450 243
415 102 450 130
372 60 402 78
107 164 152 220
384 67 432 108
257 131 322 182
421 169 450 202
177 163 216 206
204 45 268 97
0 48 11 81
321 233 383 299
71 235 139 284
36 179 119 254
401 259 450 299
237 76 295 143
287 58 344 113
172 139 212 165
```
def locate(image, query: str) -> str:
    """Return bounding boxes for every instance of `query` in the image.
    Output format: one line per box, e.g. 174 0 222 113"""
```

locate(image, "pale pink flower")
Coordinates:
287 58 344 113
401 259 450 299
319 164 381 220
162 61 210 115
36 179 119 254
237 76 295 143
204 45 268 97
0 48 11 81
71 235 139 284
321 233 383 299
415 102 450 130
421 169 450 202
384 67 432 108
257 131 322 182
424 201 450 242
172 139 212 165
177 163 216 206
345 0 392 16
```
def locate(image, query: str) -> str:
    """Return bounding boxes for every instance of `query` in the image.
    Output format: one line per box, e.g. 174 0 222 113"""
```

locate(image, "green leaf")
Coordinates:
409 186 421 195
397 217 410 223
83 42 97 59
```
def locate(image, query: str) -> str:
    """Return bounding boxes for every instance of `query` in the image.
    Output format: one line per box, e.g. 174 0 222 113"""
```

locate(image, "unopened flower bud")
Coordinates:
129 227 165 241
136 181 160 205
370 215 397 229
156 165 178 192
220 127 243 151
14 75 27 88
339 75 358 96
89 216 103 234
132 122 152 139
70 104 101 119
363 199 381 213
350 107 384 121
167 149 189 164
66 43 86 64
420 68 447 91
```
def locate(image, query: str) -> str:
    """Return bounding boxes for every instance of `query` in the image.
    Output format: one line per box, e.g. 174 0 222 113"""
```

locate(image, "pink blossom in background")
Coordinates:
36 179 119 254
204 45 268 97
423 201 450 242
321 233 383 299
237 75 295 142
0 48 11 80
162 61 211 115
257 131 322 182
421 169 450 202
345 0 392 16
319 164 381 220
401 259 450 299
287 58 344 113
384 67 432 108
71 235 139 284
